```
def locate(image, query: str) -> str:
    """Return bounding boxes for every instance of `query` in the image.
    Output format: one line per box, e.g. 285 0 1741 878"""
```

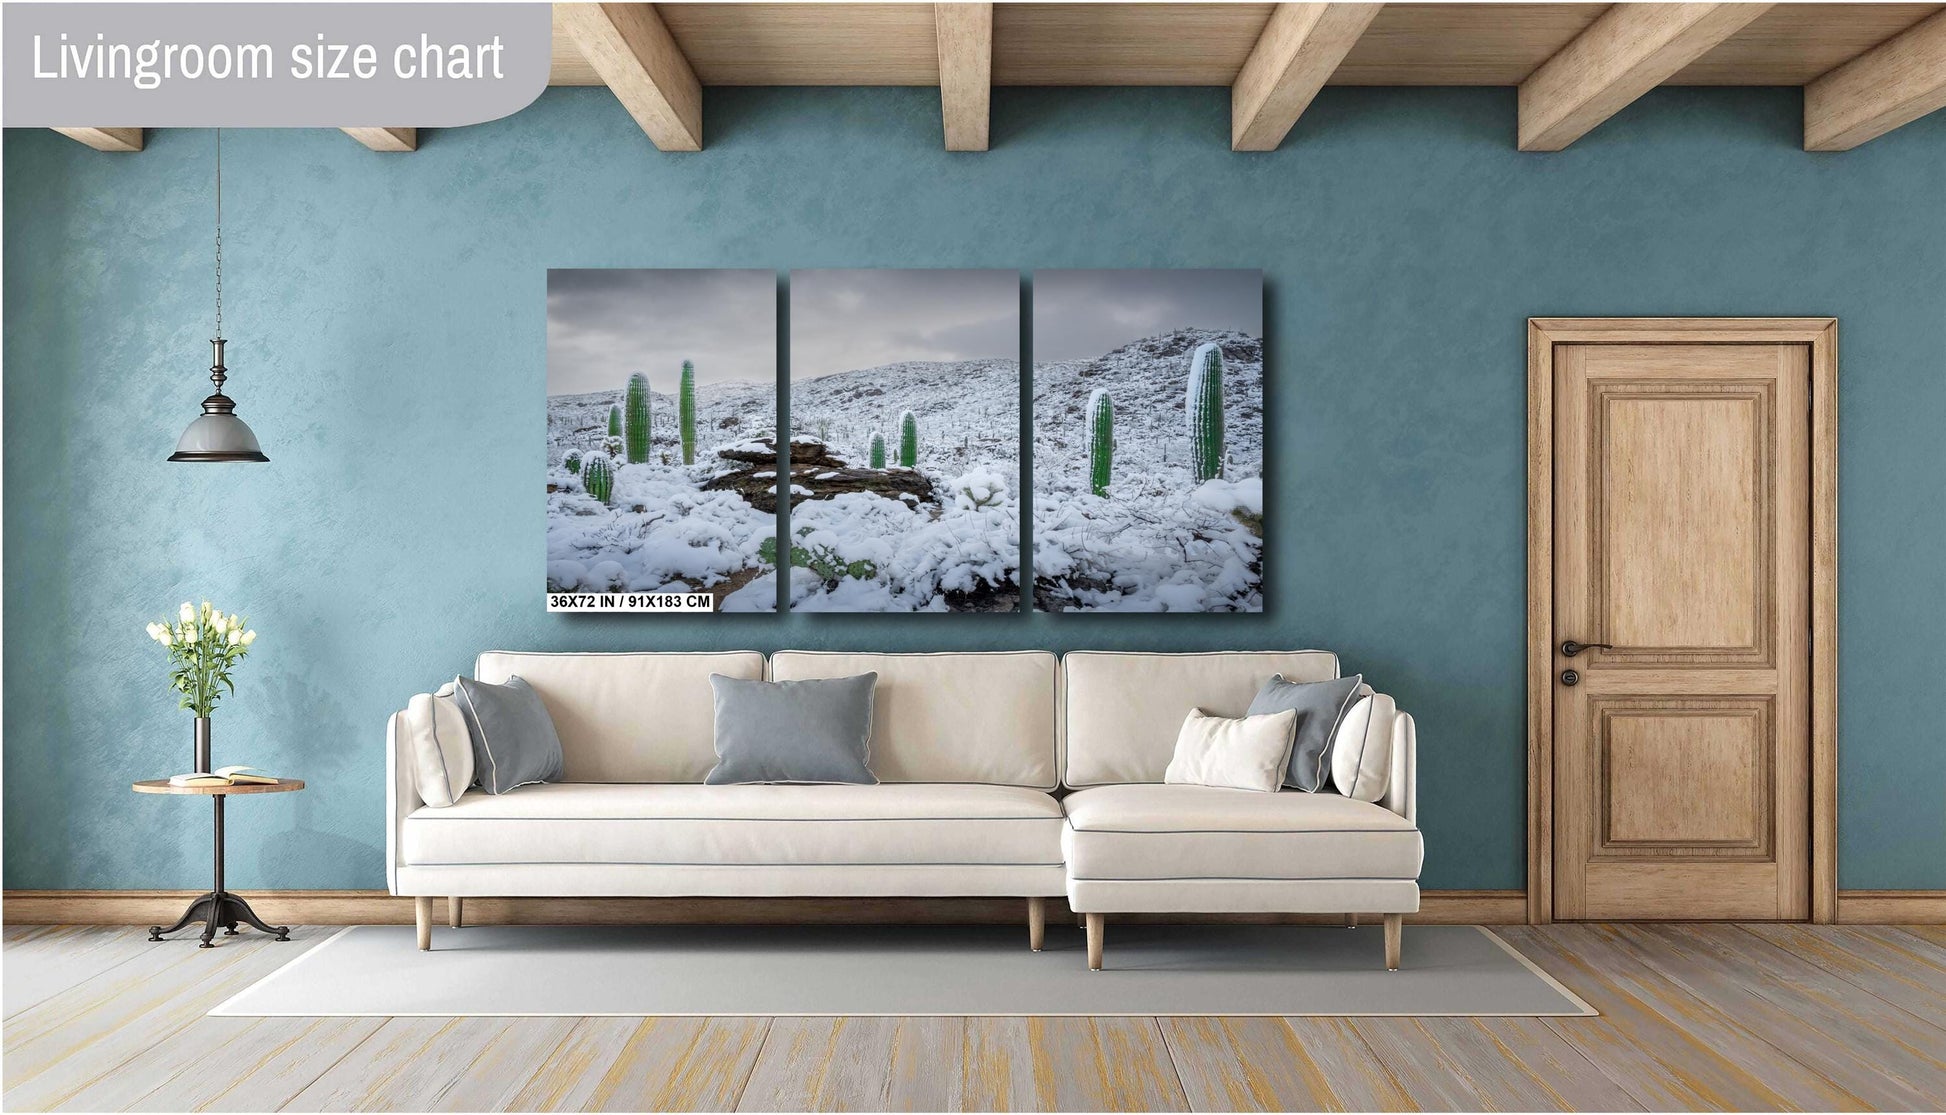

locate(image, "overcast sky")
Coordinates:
547 269 776 395
1032 269 1262 362
789 269 1018 381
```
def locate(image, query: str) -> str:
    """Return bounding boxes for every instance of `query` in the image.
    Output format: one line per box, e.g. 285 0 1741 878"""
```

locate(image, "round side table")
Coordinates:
132 778 305 948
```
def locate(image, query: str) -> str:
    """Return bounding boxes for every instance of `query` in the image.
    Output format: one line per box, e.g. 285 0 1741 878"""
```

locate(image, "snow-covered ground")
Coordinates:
1032 328 1265 612
787 360 1021 612
544 381 777 611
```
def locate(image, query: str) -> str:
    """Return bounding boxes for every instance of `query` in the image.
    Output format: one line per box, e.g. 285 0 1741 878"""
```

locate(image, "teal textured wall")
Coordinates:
5 87 1943 892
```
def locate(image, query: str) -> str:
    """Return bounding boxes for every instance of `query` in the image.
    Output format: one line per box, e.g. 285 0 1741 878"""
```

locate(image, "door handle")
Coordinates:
1560 640 1614 658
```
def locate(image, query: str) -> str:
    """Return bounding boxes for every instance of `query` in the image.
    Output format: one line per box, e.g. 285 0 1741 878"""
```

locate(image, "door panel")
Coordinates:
1553 342 1810 921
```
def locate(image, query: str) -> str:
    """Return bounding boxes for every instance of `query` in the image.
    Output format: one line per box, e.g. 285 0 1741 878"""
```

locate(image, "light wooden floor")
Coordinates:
4 922 1944 1111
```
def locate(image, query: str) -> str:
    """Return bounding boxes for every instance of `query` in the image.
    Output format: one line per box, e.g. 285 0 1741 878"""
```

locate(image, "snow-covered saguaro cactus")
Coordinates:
608 405 622 438
1187 342 1226 482
869 431 887 469
1087 388 1114 497
564 449 583 476
582 452 615 505
624 373 651 464
898 410 918 468
678 360 697 465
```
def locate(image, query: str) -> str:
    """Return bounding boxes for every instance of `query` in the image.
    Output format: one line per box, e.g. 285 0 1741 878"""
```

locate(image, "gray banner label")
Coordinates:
4 3 551 127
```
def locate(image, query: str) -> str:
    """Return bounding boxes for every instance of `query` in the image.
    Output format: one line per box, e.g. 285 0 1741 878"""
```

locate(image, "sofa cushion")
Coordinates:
399 689 473 807
1245 673 1363 791
1164 709 1296 793
706 673 878 786
1063 651 1340 788
1061 784 1422 881
769 651 1057 789
474 651 764 782
452 676 566 794
402 783 1064 867
1330 692 1396 802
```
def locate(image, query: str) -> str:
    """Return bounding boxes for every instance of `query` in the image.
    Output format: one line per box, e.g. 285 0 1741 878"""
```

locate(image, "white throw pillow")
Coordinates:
1329 692 1395 802
1164 708 1297 793
401 687 474 807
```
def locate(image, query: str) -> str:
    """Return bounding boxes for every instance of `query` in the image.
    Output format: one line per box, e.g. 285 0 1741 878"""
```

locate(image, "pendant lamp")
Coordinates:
170 129 267 463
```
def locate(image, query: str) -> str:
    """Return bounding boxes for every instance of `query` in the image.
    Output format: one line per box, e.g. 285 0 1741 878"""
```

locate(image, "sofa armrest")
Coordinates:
385 709 423 894
1381 710 1416 826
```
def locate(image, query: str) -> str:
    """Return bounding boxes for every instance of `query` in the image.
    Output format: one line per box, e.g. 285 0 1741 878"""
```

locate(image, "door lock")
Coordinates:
1560 669 1580 687
1560 640 1614 658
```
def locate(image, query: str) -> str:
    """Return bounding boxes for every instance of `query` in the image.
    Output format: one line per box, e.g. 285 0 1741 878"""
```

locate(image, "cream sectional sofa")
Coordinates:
387 649 1419 969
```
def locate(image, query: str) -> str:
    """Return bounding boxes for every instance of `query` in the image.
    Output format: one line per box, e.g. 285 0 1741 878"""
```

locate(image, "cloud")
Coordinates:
790 269 1019 381
546 269 776 396
1032 270 1262 362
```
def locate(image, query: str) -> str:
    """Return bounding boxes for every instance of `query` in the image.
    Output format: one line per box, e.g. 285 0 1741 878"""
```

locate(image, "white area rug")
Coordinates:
213 923 1593 1017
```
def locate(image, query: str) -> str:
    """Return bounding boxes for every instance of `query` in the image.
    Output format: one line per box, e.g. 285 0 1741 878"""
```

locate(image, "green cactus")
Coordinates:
678 360 697 465
1187 342 1226 482
608 405 621 438
624 372 651 464
603 435 623 460
1086 388 1114 497
583 453 615 505
564 449 583 476
898 410 918 468
869 431 886 469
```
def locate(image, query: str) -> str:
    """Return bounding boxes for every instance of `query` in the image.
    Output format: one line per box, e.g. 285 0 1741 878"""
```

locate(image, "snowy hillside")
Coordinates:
1032 329 1265 612
786 359 1021 612
544 380 778 611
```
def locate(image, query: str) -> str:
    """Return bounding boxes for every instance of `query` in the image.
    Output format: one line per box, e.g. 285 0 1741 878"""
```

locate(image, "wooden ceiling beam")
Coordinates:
52 128 143 152
1232 3 1384 151
1517 3 1772 151
557 3 703 151
936 3 993 150
1804 8 1946 151
341 128 418 152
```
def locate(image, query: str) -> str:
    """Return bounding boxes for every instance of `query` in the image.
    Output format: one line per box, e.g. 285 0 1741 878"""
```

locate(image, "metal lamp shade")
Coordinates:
169 409 267 462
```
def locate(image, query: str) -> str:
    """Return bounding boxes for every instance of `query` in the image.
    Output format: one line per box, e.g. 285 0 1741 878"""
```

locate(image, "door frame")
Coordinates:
1526 317 1838 924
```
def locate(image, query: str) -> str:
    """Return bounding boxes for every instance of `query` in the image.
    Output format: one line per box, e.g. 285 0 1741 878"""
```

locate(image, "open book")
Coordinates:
168 765 279 788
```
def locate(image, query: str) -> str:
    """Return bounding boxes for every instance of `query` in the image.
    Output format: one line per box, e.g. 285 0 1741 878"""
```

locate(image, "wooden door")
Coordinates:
1551 341 1811 920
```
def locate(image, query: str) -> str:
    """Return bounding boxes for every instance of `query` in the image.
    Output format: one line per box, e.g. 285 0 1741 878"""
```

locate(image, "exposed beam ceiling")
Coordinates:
558 3 703 150
341 128 419 152
1232 4 1384 150
1804 7 1946 150
935 3 994 151
53 128 143 152
1517 3 1773 151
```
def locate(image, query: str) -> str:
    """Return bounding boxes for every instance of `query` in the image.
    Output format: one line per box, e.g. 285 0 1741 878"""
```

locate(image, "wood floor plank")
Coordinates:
1345 1019 1485 1110
427 1017 580 1111
737 1016 963 1111
3 929 330 1111
1469 1016 1646 1112
1158 1016 1351 1111
128 1019 387 1105
1747 924 1946 1027
1616 924 1946 1106
1498 925 1861 1111
278 1016 537 1111
1899 925 1946 950
507 1016 769 1112
1415 1017 1646 1112
1025 1017 1189 1112
5 926 207 1019
958 1018 1046 1112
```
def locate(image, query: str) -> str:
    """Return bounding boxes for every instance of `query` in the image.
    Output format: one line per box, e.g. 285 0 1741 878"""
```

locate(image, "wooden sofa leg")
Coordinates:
1028 897 1045 951
416 896 433 951
1086 913 1105 971
448 897 464 929
1384 913 1402 970
1346 913 1358 929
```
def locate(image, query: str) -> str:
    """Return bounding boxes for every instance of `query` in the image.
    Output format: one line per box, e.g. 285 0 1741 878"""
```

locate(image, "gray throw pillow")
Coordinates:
451 675 565 795
707 673 878 785
1247 673 1364 792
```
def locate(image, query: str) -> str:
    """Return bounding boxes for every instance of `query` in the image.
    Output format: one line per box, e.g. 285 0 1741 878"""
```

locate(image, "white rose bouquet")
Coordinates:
147 601 257 717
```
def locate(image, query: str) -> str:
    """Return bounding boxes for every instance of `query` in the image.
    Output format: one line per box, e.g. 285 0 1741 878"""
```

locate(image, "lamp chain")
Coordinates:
213 128 223 342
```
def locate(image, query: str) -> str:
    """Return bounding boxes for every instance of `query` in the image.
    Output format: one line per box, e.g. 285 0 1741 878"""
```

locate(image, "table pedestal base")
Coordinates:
149 891 289 948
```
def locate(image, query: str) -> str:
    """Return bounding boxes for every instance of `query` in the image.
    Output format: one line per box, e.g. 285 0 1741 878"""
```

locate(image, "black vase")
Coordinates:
194 716 211 774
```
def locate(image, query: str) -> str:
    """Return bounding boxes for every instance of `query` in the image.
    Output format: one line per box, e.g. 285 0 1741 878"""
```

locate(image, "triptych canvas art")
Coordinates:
545 268 1263 615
